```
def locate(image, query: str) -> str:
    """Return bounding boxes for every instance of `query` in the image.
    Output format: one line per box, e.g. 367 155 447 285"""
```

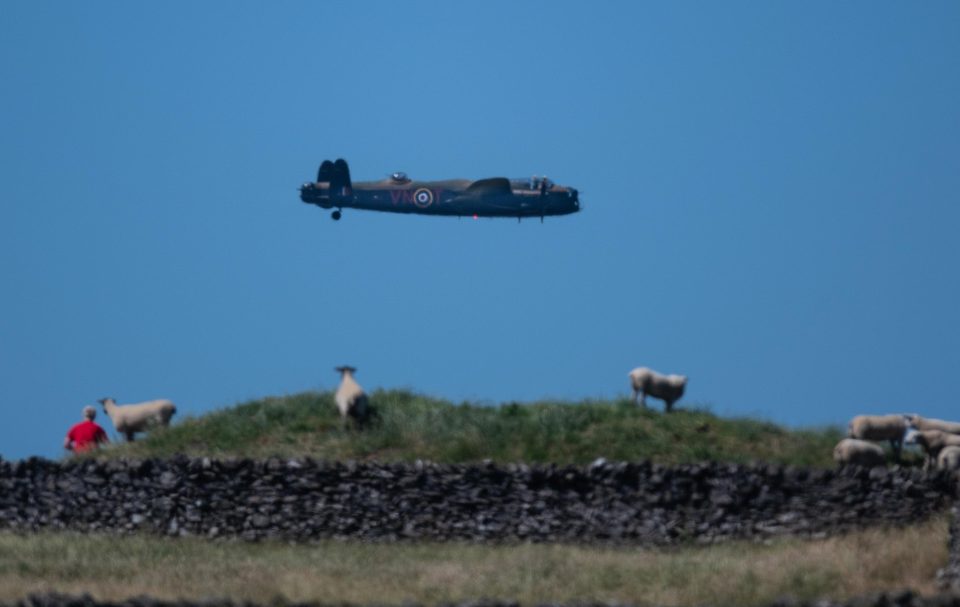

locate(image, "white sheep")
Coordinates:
833 438 886 467
905 429 960 471
937 445 960 471
628 367 687 413
98 397 176 442
847 414 908 460
334 366 369 424
905 414 960 435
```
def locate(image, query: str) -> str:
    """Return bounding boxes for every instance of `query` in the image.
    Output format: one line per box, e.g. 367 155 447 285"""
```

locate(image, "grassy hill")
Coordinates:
91 390 849 467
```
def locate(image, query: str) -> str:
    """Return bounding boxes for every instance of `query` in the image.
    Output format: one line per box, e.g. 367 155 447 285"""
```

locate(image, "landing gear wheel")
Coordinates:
331 210 342 221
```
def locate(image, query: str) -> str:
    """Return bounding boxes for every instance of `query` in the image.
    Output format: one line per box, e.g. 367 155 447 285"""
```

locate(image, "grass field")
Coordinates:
0 516 947 605
87 389 856 467
25 391 944 604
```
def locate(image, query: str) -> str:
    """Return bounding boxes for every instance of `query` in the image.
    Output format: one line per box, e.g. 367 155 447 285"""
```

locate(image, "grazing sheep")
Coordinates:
833 438 886 467
905 414 960 435
334 366 369 425
847 414 908 460
98 397 176 442
628 367 687 413
938 445 960 471
906 429 960 470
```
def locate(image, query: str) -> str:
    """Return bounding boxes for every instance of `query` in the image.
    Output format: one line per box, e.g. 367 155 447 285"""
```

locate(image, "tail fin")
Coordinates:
330 158 353 202
317 160 334 182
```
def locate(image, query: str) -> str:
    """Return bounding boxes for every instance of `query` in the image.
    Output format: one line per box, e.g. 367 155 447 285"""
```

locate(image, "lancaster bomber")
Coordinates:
300 159 580 221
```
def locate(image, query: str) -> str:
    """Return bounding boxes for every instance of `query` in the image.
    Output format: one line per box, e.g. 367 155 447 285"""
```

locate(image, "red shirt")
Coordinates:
66 420 108 452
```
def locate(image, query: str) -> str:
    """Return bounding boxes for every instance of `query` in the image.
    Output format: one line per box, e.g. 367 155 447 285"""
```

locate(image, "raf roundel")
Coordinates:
413 188 434 208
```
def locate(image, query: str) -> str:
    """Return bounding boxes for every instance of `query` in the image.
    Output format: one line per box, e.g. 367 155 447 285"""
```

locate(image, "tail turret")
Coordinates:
301 158 353 210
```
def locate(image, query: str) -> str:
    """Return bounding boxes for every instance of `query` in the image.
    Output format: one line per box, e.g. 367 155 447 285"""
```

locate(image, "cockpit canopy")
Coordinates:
511 176 554 190
390 171 410 184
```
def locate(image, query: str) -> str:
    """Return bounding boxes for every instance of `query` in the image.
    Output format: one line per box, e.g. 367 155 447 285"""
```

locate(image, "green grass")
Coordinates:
87 390 848 466
0 516 947 605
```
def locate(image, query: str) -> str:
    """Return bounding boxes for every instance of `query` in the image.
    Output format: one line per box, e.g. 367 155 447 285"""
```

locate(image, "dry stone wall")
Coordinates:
938 500 960 591
0 456 955 544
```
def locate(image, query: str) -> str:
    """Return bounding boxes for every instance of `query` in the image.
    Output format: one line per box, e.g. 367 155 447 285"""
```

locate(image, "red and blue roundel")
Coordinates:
413 188 434 208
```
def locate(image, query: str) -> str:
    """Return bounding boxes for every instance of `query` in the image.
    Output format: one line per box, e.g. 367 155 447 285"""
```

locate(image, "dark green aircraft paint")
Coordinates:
300 159 580 221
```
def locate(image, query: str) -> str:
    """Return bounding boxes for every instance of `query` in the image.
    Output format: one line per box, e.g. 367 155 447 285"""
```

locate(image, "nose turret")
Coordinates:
566 187 580 213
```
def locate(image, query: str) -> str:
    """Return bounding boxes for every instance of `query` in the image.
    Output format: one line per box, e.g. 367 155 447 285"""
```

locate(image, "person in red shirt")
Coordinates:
64 406 109 453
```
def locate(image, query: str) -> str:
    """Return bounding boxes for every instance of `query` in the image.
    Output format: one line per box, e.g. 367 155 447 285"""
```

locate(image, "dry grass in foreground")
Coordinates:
0 516 948 606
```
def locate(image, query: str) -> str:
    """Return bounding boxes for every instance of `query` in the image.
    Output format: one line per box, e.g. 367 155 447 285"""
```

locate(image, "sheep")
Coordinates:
628 367 687 412
98 397 176 442
847 414 908 461
937 445 960 471
904 414 960 435
833 438 886 467
905 429 960 471
334 366 369 425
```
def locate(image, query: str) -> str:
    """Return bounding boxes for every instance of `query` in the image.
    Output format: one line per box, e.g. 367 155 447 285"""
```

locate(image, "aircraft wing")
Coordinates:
464 177 512 195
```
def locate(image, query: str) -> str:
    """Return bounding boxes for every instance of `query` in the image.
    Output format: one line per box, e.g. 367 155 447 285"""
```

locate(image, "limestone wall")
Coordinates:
0 457 953 544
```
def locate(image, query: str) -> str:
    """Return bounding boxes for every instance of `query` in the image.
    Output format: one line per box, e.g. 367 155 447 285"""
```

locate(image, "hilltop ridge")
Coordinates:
89 390 846 467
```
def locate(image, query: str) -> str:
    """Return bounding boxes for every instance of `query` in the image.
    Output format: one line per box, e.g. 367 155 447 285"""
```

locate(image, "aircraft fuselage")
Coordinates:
299 160 580 220
302 180 580 218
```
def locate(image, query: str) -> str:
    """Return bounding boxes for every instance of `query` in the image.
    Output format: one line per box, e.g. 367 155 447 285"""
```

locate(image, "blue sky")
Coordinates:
2 2 958 460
